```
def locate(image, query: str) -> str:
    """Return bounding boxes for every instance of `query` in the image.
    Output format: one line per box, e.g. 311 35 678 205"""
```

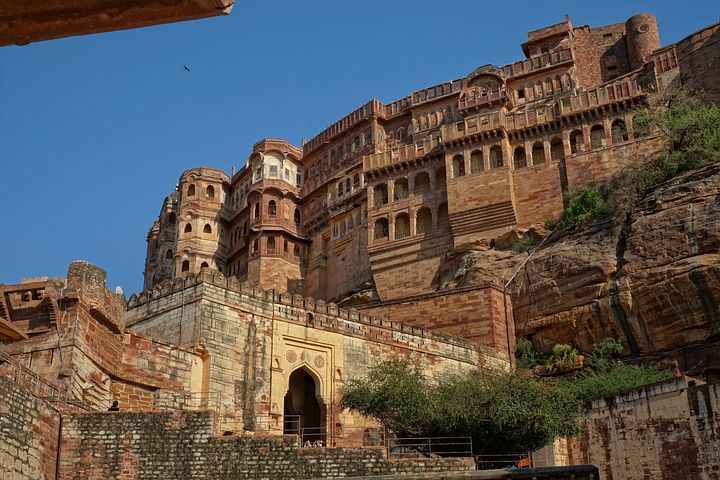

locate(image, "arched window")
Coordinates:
293 244 300 257
181 260 190 272
590 125 605 149
254 203 260 219
338 182 344 196
203 224 212 234
373 184 388 208
165 250 173 260
470 150 484 174
570 130 583 154
206 185 215 199
395 213 410 239
200 262 209 269
187 184 195 197
416 207 433 234
184 223 192 233
513 147 527 169
268 200 277 217
437 203 449 229
633 115 650 138
267 236 276 253
284 239 289 253
532 142 546 165
611 119 629 143
414 172 431 193
345 178 351 193
394 178 409 201
550 137 565 161
435 167 446 186
294 208 301 224
490 145 503 168
252 239 259 254
452 154 465 178
374 218 389 240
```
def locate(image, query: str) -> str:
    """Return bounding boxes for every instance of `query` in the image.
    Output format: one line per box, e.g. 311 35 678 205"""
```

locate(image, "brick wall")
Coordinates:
5 288 201 411
360 286 514 364
58 410 472 480
568 378 720 480
564 135 665 189
0 376 61 480
677 22 720 104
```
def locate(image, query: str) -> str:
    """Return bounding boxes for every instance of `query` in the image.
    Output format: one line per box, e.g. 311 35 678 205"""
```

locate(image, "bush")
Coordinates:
559 187 609 230
546 344 580 373
343 359 672 455
562 363 672 404
586 338 624 372
516 337 539 368
342 360 581 454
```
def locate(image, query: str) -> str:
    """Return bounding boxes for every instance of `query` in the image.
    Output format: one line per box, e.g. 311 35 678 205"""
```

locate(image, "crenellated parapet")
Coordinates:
125 269 493 359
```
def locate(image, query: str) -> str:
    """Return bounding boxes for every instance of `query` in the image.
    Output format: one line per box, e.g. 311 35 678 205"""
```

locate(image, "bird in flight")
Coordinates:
184 65 191 72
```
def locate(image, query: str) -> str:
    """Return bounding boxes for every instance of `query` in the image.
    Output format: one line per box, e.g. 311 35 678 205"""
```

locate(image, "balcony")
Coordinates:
441 111 505 143
363 137 439 172
458 89 508 112
557 79 644 116
500 48 573 78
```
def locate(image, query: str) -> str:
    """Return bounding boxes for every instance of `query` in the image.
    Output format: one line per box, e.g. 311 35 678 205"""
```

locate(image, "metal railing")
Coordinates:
387 436 473 458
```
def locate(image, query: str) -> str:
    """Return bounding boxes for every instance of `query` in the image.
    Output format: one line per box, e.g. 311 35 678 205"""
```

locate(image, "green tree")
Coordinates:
341 360 581 454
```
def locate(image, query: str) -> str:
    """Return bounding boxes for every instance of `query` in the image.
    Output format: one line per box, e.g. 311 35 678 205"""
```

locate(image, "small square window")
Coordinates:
518 88 526 99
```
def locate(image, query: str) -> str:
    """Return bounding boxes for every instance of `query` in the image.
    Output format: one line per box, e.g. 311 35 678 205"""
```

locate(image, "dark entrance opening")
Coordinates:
283 368 326 446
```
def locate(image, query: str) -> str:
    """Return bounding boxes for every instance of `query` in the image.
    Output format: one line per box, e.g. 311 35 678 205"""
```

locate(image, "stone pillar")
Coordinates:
482 144 491 170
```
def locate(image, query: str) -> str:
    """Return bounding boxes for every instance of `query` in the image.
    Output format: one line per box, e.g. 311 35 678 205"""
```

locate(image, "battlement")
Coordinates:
126 269 488 354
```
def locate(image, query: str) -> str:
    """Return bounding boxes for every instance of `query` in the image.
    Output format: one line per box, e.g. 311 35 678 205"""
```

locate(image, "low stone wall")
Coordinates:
0 376 61 480
568 377 720 480
58 410 472 480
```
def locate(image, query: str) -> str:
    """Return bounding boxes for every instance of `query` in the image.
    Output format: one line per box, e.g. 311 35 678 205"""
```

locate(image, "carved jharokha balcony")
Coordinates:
458 89 508 112
0 0 234 46
446 77 647 143
363 137 439 172
500 47 574 78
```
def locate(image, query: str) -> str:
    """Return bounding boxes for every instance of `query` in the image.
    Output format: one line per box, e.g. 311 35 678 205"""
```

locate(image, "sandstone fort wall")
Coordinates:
57 410 473 480
568 378 720 480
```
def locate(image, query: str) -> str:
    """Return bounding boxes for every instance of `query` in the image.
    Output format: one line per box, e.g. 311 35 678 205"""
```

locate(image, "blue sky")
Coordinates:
0 0 716 293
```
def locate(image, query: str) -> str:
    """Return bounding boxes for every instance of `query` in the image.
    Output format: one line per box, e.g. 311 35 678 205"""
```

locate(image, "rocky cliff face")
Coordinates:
512 163 720 364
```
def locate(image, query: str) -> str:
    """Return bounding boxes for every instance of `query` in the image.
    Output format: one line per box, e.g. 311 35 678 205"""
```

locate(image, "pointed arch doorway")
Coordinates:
283 367 326 446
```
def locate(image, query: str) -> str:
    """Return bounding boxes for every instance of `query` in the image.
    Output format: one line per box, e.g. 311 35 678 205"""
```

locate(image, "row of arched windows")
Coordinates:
186 184 215 200
250 236 303 258
252 201 302 224
449 117 643 175
183 223 214 235
372 168 446 208
373 204 448 241
180 259 210 273
451 146 505 178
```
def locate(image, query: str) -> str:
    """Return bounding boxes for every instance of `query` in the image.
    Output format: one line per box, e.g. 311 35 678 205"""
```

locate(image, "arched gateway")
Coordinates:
283 368 326 446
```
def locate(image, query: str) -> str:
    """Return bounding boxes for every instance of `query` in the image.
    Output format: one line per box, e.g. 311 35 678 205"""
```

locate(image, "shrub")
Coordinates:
562 363 672 404
559 187 609 230
342 360 581 454
586 338 624 372
516 337 539 368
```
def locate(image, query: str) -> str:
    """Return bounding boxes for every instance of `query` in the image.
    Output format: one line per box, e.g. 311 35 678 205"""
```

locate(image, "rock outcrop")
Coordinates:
512 164 720 363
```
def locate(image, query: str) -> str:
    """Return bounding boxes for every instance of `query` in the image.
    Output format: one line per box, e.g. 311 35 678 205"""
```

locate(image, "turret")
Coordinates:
626 13 660 70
